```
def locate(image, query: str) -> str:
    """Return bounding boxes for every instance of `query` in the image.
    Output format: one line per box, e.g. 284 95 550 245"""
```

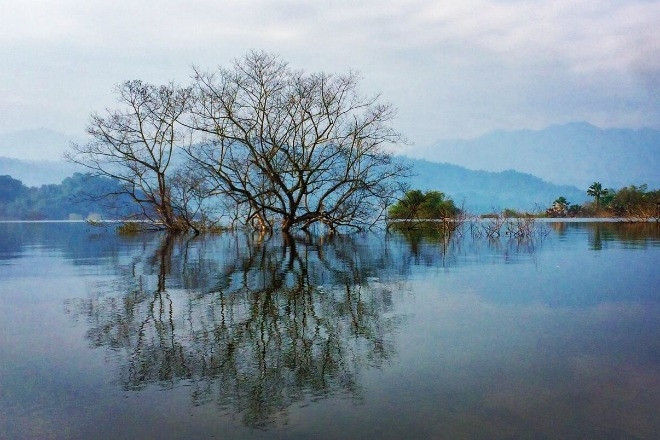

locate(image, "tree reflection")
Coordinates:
546 221 660 250
69 233 399 428
392 227 543 269
586 222 660 249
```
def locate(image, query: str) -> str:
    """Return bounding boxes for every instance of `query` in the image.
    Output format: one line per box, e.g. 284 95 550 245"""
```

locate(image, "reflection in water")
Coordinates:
2 221 659 438
549 221 568 237
65 228 554 428
68 233 401 427
546 221 660 249
394 227 544 271
585 221 660 250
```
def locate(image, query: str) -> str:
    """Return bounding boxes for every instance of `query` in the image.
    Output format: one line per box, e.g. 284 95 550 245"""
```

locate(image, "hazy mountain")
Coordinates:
0 157 83 187
0 128 84 161
411 122 660 189
398 157 588 213
1 155 587 215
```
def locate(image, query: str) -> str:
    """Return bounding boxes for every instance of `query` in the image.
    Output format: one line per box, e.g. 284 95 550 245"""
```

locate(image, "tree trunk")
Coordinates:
281 217 292 233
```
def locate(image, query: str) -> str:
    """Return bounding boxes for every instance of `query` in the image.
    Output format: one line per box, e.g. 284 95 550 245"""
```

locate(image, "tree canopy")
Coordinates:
187 51 407 232
609 184 660 219
547 184 659 220
587 181 608 210
65 81 216 233
66 52 407 233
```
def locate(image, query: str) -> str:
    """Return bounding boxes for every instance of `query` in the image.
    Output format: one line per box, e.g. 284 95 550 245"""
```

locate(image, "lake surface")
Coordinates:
1 222 658 439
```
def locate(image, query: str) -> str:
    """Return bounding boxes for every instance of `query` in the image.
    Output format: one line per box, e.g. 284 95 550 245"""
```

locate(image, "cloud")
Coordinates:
4 0 656 69
0 0 658 144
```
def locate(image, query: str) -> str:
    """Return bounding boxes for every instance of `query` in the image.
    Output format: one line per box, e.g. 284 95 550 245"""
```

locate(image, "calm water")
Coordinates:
0 222 658 439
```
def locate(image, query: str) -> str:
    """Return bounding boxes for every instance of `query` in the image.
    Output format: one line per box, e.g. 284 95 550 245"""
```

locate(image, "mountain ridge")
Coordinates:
396 157 587 213
411 122 659 189
2 121 655 214
1 155 587 215
0 128 83 162
0 156 83 187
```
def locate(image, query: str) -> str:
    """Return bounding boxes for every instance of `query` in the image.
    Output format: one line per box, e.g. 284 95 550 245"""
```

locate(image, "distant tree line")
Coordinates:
547 181 660 220
66 51 407 234
0 173 132 221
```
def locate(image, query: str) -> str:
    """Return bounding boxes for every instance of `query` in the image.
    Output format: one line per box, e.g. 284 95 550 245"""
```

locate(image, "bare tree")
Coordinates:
66 80 208 233
187 51 408 233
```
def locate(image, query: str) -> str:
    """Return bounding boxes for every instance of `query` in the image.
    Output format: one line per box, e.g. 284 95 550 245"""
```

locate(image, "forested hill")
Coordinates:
398 157 588 213
0 173 133 220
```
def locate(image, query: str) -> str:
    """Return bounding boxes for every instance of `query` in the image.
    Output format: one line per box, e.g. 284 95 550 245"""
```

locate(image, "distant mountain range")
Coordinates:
0 128 83 162
0 128 85 186
397 157 587 213
410 122 659 189
3 121 656 215
1 155 586 215
0 156 83 187
3 122 657 188
0 173 133 221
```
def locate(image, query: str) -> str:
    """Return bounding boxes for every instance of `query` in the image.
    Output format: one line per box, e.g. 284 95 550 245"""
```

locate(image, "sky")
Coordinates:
1 0 659 156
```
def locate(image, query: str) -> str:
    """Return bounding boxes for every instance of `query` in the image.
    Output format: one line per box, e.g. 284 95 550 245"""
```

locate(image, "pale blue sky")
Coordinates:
1 0 658 154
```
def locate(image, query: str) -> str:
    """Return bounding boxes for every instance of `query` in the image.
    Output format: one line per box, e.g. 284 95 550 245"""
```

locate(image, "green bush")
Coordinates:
116 222 143 235
389 190 459 220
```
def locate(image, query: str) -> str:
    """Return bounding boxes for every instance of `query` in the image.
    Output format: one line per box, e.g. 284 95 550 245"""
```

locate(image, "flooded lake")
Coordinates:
1 222 658 439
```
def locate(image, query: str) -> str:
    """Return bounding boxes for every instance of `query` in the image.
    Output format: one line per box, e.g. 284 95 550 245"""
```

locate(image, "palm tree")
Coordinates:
587 182 608 210
554 197 569 216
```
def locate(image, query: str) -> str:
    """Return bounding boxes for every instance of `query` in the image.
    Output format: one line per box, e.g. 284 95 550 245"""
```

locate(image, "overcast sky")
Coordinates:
1 0 658 150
